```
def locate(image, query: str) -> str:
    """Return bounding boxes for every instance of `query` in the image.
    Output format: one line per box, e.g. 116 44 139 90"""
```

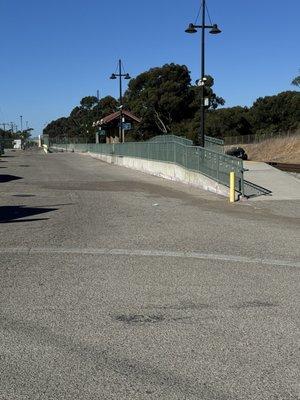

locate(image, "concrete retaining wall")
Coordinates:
88 152 229 197
51 146 229 197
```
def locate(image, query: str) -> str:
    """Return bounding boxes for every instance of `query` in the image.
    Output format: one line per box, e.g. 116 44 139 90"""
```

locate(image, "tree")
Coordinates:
124 64 194 136
44 65 300 144
93 96 118 118
44 95 120 142
202 91 300 138
292 75 300 87
124 64 225 141
80 96 99 110
249 91 300 134
205 106 252 138
43 117 75 140
20 128 33 140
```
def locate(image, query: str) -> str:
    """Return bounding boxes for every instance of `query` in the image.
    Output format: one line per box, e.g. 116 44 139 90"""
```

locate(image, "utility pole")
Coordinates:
1 122 13 132
20 115 23 132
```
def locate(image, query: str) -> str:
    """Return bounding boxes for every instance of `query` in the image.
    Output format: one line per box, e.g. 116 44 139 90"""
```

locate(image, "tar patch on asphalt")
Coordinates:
113 314 164 324
232 300 278 309
12 194 35 197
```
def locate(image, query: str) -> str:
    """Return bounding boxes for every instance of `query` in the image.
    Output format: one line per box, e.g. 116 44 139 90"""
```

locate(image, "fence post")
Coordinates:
173 142 176 164
167 141 169 162
185 145 188 168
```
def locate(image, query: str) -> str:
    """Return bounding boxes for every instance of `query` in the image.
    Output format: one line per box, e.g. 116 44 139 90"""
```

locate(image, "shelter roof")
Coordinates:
98 110 141 126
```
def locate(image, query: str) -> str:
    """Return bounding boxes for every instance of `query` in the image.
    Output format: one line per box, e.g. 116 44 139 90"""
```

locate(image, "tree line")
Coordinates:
43 64 300 142
0 128 32 142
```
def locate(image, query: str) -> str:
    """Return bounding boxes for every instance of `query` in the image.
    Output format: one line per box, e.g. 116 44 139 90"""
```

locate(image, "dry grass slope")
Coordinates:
226 135 300 163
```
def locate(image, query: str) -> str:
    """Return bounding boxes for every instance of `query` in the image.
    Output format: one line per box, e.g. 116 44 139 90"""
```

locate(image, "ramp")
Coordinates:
244 161 300 200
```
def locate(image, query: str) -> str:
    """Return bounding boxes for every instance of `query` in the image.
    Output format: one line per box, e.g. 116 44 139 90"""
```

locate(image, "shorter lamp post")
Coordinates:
185 0 221 147
110 59 131 143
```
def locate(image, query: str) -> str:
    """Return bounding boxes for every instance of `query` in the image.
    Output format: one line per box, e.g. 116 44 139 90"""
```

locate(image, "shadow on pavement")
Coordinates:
0 205 58 223
0 175 23 183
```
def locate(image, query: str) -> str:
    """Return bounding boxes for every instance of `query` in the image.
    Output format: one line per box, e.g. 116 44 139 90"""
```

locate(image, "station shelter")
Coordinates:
93 110 141 143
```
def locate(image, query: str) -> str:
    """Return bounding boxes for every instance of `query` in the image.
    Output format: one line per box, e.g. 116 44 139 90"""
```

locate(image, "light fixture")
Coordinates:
185 23 197 34
209 24 221 34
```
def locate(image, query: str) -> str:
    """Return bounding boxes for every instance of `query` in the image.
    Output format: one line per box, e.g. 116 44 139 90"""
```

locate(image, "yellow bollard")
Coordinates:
229 171 235 203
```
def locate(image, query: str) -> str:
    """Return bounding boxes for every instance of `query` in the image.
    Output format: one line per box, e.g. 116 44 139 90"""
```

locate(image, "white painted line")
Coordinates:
0 246 299 269
0 247 30 254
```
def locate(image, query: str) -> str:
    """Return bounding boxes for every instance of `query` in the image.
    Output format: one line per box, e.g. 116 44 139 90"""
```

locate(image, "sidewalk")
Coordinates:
244 161 300 200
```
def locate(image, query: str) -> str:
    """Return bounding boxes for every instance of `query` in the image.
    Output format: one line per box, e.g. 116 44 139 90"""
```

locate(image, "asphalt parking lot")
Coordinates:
0 149 299 400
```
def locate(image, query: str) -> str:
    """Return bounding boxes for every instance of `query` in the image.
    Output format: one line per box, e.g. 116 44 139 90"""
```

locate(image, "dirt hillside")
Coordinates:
225 135 300 163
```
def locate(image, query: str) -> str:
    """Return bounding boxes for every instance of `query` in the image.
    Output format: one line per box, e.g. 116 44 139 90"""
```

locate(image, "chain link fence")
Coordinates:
224 130 300 146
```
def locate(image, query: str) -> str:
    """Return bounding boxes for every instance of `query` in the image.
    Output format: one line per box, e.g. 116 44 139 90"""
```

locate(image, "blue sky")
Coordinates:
0 0 299 136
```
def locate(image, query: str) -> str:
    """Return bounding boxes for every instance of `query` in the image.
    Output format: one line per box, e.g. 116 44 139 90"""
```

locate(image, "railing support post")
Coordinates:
240 170 245 198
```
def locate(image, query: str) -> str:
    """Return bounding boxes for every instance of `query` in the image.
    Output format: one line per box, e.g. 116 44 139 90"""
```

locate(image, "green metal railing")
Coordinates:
115 141 242 192
148 134 193 146
148 134 224 153
204 136 224 153
51 136 243 193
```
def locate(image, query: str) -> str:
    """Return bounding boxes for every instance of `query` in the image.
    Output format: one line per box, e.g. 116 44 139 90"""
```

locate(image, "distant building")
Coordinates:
13 139 22 149
93 110 141 143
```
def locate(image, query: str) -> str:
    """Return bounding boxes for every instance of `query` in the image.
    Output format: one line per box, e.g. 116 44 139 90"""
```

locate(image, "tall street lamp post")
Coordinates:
185 0 221 147
110 59 131 143
20 115 23 132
